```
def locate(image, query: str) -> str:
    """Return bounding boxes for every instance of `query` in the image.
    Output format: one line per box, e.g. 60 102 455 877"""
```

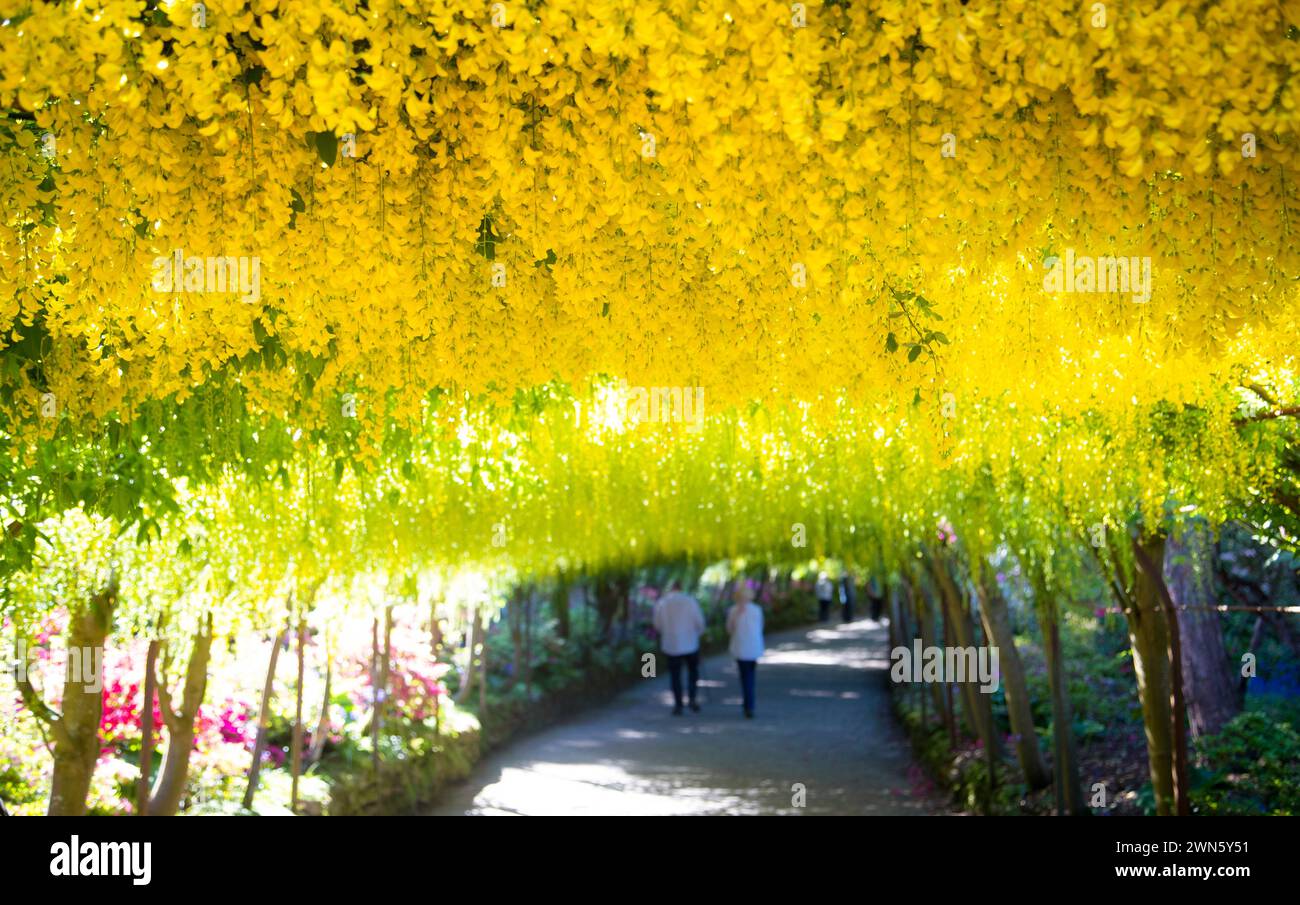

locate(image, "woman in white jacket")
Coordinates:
726 583 765 718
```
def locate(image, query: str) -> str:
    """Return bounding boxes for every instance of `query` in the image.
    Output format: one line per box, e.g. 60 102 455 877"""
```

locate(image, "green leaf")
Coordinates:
314 132 339 168
907 344 922 362
475 213 499 260
238 66 267 88
885 332 898 353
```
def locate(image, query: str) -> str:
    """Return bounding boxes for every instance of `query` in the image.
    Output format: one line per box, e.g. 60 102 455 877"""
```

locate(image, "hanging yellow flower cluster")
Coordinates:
2 0 1297 446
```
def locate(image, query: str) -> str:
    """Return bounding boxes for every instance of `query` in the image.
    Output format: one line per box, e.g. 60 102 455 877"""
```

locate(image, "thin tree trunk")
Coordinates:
1165 589 1192 817
479 612 489 717
1040 607 1085 814
382 605 393 710
524 590 533 699
243 622 288 811
931 556 999 760
915 578 951 736
456 604 478 704
553 569 571 640
136 638 161 815
429 598 444 659
978 579 1051 789
370 615 381 769
147 615 213 816
290 615 307 814
309 643 332 764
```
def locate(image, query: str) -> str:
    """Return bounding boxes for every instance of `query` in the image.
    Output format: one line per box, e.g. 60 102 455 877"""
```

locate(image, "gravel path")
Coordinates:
429 617 938 816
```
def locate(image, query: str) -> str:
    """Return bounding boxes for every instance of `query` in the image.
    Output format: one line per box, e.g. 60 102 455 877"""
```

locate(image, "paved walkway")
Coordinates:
429 617 937 815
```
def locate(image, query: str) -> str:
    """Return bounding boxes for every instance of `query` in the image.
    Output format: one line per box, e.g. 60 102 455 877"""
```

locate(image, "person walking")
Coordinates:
815 571 835 622
867 576 885 622
840 572 856 623
726 583 765 718
653 581 705 715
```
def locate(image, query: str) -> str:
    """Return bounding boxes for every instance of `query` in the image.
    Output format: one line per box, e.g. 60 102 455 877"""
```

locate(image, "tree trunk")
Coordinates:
979 579 1051 790
1164 523 1240 737
1263 609 1300 661
456 604 478 705
147 615 213 816
309 645 332 764
1133 535 1191 816
930 556 999 761
479 612 489 717
136 638 161 815
1040 607 1085 814
915 578 952 738
243 623 287 811
595 575 622 641
370 615 381 769
290 615 307 814
429 598 444 659
620 572 633 641
1125 535 1176 815
524 590 533 699
47 578 118 816
553 570 571 640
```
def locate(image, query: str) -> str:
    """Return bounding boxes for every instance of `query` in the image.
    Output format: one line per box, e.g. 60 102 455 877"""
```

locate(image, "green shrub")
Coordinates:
1192 710 1300 816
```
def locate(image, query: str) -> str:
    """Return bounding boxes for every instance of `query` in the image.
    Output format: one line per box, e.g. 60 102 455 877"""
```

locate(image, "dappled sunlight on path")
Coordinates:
429 619 938 816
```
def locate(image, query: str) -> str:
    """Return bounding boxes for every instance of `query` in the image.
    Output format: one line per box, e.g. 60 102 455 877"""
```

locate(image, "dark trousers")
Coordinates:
841 600 854 623
737 660 757 712
869 596 884 621
818 599 832 622
667 651 700 707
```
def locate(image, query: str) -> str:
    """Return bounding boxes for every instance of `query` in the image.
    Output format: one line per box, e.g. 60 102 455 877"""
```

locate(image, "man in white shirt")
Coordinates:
816 571 835 622
653 581 705 715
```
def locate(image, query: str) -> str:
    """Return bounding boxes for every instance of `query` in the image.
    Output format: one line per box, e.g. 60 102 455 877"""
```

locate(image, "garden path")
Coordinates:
429 617 938 815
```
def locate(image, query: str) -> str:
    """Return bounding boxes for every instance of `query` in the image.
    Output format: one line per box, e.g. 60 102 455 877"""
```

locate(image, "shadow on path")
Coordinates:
428 617 938 815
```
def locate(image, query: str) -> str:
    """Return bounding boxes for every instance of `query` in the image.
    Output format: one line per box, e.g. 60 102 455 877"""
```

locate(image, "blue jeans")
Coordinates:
736 660 757 712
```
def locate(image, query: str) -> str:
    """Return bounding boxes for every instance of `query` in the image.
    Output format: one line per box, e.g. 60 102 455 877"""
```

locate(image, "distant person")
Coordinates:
840 573 856 623
867 576 885 622
653 581 705 715
727 583 765 718
815 571 835 622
